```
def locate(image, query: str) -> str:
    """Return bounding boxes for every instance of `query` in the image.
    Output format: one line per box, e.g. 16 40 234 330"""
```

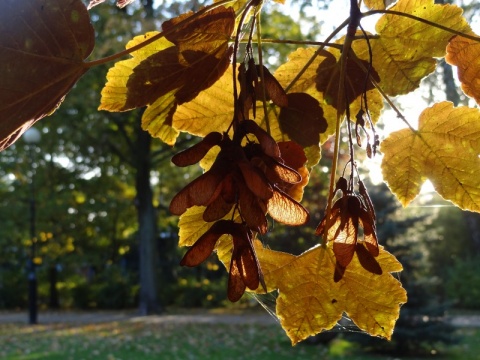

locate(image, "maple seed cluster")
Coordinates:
316 177 381 281
170 120 309 301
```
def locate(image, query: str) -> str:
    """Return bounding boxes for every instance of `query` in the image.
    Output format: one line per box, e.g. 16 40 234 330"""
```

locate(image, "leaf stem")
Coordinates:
255 11 271 135
285 18 350 93
258 39 344 49
322 0 362 247
352 56 417 134
231 0 256 127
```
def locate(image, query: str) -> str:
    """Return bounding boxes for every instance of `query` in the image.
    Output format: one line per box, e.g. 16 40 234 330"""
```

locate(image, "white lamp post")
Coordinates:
23 127 41 325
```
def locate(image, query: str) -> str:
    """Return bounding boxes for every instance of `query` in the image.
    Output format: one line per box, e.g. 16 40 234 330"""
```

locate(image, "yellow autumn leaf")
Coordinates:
173 68 235 137
446 32 480 105
353 0 470 96
178 206 240 249
178 206 215 247
142 92 179 145
253 241 406 345
99 33 175 112
381 102 480 211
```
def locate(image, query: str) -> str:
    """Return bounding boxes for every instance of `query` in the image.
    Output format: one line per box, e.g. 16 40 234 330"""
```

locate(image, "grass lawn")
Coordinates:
0 318 478 360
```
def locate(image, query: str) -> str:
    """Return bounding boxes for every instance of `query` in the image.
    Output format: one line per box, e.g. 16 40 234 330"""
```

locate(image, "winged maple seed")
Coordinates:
171 119 309 300
316 177 380 281
170 120 310 233
180 220 265 302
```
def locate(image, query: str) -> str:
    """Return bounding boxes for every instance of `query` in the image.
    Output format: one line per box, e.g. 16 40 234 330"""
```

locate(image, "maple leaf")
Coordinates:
173 68 235 137
0 0 94 150
247 241 406 345
381 102 480 212
353 0 470 96
445 32 480 105
99 7 234 145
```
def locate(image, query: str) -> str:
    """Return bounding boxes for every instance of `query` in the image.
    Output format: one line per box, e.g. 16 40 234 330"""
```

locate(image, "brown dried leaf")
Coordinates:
0 0 94 150
446 32 480 105
315 51 380 113
278 93 328 147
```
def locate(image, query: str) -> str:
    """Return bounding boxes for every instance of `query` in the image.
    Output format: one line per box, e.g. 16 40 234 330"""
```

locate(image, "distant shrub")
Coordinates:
445 256 480 309
0 268 27 308
72 265 138 309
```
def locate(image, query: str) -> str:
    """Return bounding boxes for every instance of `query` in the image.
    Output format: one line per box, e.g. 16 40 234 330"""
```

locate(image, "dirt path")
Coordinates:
0 310 478 328
0 310 277 325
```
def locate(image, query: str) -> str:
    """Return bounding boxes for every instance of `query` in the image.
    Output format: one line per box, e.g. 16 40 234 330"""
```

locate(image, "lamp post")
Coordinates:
23 127 41 325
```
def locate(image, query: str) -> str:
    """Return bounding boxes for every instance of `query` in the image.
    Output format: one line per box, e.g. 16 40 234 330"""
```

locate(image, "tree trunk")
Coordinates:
464 211 480 252
135 115 161 315
441 59 460 106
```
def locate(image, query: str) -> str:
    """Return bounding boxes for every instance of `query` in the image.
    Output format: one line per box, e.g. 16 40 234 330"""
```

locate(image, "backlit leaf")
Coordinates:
353 0 470 96
381 102 480 211
173 67 321 167
0 0 94 150
178 206 216 247
99 34 175 111
100 7 234 144
173 69 235 137
254 241 406 345
446 32 480 105
142 92 179 145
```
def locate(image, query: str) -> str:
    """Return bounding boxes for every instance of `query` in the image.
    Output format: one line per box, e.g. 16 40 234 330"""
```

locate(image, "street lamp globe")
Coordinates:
23 127 41 144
